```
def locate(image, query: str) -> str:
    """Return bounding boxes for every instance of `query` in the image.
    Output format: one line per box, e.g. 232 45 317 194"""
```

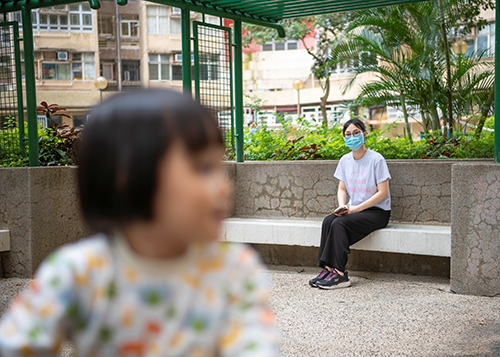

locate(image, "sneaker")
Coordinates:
309 268 329 287
316 270 351 290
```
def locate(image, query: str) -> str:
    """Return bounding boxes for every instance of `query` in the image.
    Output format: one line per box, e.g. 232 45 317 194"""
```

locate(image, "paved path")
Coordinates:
1 266 500 356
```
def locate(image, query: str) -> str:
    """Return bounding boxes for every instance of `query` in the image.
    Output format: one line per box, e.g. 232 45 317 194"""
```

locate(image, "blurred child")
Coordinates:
0 89 277 356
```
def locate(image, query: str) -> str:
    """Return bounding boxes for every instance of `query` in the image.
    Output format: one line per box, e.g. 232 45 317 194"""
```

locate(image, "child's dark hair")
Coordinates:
342 118 366 136
78 89 223 234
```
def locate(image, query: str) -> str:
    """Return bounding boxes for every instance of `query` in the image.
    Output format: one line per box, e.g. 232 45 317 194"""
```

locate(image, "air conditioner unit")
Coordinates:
172 7 181 14
124 70 130 81
57 52 68 61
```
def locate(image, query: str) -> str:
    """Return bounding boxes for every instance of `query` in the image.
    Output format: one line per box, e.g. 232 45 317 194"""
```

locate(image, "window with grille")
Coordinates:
199 52 219 81
122 60 140 82
98 15 114 35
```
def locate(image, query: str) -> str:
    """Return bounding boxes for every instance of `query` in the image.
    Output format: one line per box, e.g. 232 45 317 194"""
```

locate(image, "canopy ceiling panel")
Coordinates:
192 0 427 21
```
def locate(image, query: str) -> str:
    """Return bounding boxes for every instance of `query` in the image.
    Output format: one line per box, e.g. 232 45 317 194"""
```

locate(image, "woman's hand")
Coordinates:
334 205 348 216
346 205 362 215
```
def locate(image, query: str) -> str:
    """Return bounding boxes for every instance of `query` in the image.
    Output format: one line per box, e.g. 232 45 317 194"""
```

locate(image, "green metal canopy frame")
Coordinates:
0 0 498 163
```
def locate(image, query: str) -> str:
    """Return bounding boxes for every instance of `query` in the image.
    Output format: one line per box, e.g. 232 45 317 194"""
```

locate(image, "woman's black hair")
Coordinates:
78 88 223 234
342 118 366 136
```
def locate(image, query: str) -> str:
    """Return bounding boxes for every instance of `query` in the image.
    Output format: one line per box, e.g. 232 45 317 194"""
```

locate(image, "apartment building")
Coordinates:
9 2 220 126
5 4 495 131
242 8 496 136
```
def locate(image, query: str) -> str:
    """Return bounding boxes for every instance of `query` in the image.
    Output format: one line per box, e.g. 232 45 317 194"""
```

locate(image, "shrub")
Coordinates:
225 119 495 161
0 122 82 167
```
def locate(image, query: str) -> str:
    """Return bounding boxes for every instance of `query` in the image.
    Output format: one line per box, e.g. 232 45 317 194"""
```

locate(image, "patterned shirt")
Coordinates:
0 235 278 356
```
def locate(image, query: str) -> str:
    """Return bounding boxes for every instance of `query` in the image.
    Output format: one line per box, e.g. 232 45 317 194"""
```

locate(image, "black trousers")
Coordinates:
317 207 391 272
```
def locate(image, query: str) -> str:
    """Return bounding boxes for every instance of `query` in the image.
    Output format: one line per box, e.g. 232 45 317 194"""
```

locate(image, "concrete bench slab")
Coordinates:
0 230 10 252
222 218 451 257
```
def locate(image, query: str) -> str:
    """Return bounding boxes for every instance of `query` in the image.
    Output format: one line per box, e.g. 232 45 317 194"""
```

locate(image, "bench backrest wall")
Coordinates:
227 160 492 224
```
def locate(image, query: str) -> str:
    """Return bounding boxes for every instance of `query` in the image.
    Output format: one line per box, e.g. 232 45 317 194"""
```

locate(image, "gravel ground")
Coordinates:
1 267 500 356
268 266 500 357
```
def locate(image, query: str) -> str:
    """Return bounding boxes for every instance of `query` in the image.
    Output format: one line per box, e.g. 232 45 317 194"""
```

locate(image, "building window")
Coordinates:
12 4 93 32
72 114 89 127
172 64 182 80
466 22 495 57
147 6 168 34
262 39 299 51
331 51 376 75
100 62 115 81
170 16 182 34
71 52 95 80
149 54 170 81
40 52 94 80
41 63 70 80
204 15 219 25
121 15 139 37
69 3 93 31
98 15 114 35
122 60 140 82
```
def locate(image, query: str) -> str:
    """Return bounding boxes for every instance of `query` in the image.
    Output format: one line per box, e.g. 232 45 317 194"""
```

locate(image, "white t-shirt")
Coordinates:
334 149 391 211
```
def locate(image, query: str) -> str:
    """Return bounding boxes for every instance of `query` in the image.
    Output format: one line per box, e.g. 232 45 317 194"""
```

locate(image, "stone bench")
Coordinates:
0 230 10 252
222 218 451 257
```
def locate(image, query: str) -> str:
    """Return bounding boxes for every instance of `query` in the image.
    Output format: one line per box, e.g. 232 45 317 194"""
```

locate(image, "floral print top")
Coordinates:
0 235 278 356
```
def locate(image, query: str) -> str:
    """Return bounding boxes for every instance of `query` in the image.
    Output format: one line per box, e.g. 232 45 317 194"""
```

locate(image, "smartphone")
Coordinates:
334 206 348 215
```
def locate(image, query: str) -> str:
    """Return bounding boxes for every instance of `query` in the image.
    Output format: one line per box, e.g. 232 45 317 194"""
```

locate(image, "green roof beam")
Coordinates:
232 0 418 12
247 0 426 18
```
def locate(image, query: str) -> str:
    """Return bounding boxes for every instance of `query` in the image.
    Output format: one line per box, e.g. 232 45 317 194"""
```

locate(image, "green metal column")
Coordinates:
181 6 191 95
234 18 244 162
495 2 500 163
21 6 38 166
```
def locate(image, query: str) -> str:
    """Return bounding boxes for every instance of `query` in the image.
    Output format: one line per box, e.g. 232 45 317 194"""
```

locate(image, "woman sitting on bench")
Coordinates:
309 118 391 289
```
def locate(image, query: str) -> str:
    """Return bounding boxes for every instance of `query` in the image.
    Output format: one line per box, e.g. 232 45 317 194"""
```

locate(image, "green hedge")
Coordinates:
229 118 495 161
0 122 81 167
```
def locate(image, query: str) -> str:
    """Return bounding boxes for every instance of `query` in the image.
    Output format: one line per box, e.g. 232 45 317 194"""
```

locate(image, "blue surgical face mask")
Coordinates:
344 133 365 151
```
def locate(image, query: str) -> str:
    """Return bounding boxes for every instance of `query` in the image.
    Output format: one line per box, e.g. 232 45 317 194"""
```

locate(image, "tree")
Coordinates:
330 0 494 141
243 14 349 127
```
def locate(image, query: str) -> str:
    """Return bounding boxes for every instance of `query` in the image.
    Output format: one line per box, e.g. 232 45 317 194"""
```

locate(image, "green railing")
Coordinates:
0 21 25 165
193 20 235 153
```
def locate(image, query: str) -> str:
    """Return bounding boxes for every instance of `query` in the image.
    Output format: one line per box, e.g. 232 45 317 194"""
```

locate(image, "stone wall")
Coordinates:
450 163 500 296
232 160 492 224
0 167 89 278
0 160 496 286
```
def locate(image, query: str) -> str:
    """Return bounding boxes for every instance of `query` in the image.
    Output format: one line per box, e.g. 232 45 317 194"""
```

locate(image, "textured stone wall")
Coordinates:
0 160 494 279
0 167 88 277
233 160 491 223
450 164 500 296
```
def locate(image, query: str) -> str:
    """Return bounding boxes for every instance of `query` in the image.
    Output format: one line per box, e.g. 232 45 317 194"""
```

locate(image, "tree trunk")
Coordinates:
400 91 413 144
320 74 330 128
430 103 440 132
474 89 495 138
438 0 454 137
320 76 331 128
420 108 429 134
